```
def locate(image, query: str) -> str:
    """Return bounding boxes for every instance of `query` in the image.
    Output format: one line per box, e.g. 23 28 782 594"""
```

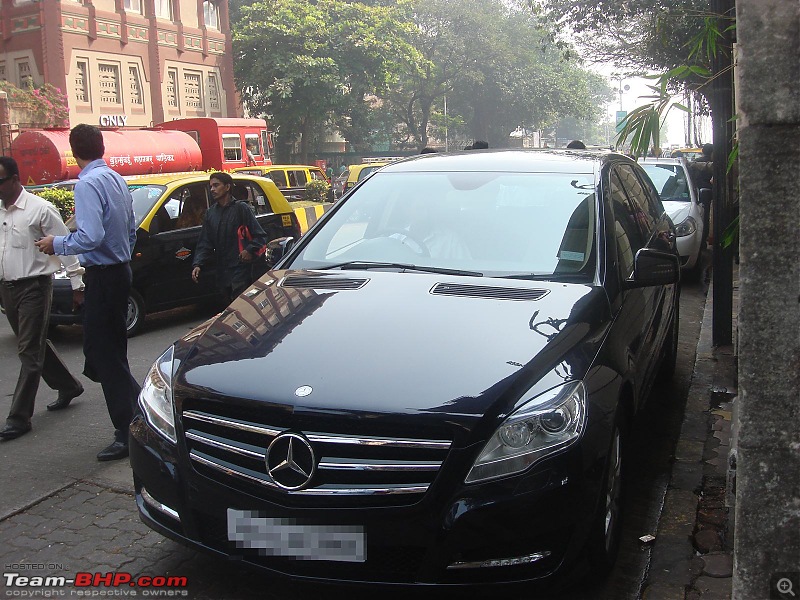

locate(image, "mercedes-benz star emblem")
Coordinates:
295 385 313 397
266 433 316 491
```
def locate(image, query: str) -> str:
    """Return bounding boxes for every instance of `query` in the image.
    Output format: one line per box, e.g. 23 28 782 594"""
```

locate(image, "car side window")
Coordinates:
618 164 660 233
175 183 208 229
610 170 646 278
236 181 271 215
295 170 308 186
287 171 300 187
268 170 288 188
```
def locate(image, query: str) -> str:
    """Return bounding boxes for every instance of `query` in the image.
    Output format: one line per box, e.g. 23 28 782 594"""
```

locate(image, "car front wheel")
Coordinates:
126 289 145 337
588 420 624 576
658 302 679 381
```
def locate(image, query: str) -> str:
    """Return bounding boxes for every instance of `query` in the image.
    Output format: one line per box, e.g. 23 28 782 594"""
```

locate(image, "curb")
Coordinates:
644 275 738 600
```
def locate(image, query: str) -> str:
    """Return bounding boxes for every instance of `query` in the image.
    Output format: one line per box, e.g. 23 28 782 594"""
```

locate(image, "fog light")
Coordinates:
141 487 180 522
447 551 552 570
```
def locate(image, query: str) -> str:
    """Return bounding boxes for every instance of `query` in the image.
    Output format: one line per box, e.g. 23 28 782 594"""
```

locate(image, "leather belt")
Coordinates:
85 261 130 271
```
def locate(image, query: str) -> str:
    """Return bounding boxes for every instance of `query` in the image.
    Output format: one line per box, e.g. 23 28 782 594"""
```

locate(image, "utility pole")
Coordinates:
710 0 736 346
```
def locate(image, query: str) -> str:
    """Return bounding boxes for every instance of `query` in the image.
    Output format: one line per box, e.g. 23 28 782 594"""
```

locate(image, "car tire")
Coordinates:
126 289 146 337
684 247 705 283
587 417 625 577
657 301 679 381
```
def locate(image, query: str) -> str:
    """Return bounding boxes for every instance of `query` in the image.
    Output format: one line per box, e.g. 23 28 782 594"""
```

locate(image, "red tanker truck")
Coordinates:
10 117 272 185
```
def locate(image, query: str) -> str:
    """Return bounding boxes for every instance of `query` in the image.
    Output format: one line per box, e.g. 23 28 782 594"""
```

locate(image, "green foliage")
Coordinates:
0 81 69 128
382 0 611 149
231 0 610 154
304 179 331 203
233 0 419 161
33 188 75 221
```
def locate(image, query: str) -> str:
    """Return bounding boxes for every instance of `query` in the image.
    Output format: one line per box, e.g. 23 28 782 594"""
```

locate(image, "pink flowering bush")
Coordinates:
0 81 69 127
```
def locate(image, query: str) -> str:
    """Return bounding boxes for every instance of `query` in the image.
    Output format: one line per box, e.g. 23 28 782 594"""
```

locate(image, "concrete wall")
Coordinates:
734 0 800 598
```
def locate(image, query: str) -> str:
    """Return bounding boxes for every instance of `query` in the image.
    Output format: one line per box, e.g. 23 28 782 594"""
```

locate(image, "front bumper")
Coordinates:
130 412 604 588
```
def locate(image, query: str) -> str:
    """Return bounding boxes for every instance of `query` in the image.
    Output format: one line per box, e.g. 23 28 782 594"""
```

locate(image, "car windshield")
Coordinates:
62 183 166 230
287 170 597 281
642 164 691 203
129 184 168 226
356 165 383 182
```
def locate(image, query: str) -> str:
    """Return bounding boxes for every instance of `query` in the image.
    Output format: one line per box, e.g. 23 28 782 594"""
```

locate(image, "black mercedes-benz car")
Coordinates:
131 150 680 588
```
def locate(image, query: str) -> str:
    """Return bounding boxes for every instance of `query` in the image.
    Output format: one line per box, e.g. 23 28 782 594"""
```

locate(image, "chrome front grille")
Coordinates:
182 409 451 498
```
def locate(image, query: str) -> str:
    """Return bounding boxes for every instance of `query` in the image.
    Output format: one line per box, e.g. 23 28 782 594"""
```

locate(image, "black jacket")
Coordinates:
193 200 267 288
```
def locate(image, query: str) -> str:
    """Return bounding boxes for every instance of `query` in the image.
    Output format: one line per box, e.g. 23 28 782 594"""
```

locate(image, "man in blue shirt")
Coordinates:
36 124 140 461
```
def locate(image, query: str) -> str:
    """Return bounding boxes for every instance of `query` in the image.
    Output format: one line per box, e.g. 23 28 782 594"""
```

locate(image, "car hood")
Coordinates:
174 270 611 440
663 200 693 224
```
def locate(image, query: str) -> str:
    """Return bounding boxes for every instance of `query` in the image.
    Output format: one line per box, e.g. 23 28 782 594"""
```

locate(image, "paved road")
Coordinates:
0 275 708 599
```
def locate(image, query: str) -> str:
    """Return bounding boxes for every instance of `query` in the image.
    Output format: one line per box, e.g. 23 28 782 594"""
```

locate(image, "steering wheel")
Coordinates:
378 229 431 257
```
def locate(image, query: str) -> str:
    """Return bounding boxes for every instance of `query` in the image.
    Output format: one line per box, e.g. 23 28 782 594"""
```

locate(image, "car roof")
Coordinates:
378 148 622 174
639 157 686 166
349 162 389 171
261 164 322 170
233 165 322 171
125 172 294 213
124 172 273 186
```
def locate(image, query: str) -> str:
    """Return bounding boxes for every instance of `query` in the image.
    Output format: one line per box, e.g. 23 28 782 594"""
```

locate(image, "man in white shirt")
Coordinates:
0 157 85 440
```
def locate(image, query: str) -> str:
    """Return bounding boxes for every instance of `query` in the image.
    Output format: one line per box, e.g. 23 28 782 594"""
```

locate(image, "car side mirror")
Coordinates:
625 248 680 289
699 187 712 207
267 236 295 262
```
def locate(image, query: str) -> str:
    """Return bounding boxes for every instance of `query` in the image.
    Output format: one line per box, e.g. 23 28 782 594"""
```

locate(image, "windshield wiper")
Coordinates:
316 261 483 277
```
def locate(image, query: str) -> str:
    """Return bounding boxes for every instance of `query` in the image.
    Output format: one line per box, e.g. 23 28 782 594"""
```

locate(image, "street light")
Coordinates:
616 77 630 111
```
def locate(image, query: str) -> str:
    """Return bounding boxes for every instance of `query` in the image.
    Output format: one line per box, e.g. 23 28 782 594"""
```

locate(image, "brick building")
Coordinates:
0 0 239 129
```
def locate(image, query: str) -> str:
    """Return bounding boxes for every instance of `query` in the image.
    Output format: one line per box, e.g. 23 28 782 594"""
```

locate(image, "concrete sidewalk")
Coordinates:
644 268 739 600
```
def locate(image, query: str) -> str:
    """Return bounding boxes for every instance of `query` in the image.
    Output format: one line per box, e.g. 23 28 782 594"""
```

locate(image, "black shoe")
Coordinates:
47 385 84 411
0 423 32 440
97 440 129 462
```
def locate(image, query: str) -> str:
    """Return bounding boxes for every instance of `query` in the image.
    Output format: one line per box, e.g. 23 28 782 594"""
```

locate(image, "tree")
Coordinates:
530 0 717 141
233 0 419 162
383 0 611 150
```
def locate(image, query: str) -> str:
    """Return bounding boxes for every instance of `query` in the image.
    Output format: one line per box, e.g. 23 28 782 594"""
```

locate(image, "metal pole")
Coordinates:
444 95 448 152
710 0 735 346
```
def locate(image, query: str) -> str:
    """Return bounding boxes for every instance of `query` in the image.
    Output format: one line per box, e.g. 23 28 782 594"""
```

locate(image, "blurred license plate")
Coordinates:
226 509 366 562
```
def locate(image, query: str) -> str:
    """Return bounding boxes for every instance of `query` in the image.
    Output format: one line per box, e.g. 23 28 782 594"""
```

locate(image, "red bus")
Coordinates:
156 117 272 171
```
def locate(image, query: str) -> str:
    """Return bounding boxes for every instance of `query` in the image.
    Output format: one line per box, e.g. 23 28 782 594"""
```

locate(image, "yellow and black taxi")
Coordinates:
232 164 330 201
51 173 301 336
342 159 397 194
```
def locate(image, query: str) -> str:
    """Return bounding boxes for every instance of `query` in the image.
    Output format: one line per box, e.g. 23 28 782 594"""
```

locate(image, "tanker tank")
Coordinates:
11 128 204 185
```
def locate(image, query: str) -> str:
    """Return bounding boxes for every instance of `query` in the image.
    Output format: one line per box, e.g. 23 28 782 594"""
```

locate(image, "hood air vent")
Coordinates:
432 283 549 301
281 275 368 290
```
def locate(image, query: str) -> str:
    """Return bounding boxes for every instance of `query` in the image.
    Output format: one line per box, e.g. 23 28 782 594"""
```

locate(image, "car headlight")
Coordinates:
138 346 176 443
674 216 697 237
465 381 586 484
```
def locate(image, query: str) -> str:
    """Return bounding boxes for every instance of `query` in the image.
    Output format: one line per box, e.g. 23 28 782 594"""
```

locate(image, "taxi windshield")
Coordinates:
130 185 168 227
63 184 166 231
